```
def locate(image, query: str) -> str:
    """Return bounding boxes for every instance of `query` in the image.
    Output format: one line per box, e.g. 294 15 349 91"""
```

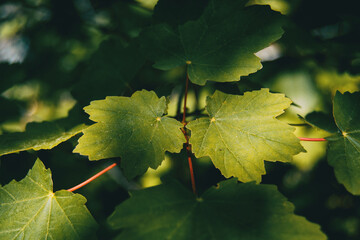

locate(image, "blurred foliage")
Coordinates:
0 0 359 239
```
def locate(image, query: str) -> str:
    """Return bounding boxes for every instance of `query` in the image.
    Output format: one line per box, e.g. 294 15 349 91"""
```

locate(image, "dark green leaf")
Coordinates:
141 0 284 85
0 121 86 157
108 179 326 240
72 39 145 106
327 91 360 194
153 0 209 26
305 111 338 133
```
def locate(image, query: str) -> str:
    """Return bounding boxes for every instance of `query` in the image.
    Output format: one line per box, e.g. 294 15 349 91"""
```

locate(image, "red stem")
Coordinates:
182 73 190 125
67 163 118 192
187 152 197 195
181 73 197 196
298 137 326 141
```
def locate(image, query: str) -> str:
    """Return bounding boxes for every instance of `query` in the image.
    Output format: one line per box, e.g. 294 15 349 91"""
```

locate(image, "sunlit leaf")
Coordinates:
0 159 97 239
108 179 326 240
74 90 186 178
187 89 305 182
327 91 360 195
141 0 284 85
0 121 86 156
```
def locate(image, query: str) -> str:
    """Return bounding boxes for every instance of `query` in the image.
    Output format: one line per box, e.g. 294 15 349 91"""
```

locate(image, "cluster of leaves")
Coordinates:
1 0 359 239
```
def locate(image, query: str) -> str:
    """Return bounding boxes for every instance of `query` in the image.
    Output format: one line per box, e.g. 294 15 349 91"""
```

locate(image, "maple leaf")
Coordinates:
140 0 284 85
0 121 86 156
305 111 338 133
326 91 360 195
108 179 326 240
187 89 305 182
74 90 186 178
0 159 97 239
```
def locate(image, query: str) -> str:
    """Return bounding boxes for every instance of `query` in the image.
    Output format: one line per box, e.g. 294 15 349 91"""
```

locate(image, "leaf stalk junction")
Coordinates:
181 72 197 196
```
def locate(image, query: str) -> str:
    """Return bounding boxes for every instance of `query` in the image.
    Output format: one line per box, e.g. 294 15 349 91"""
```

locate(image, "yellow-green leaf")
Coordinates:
74 90 186 178
0 159 97 239
187 89 305 182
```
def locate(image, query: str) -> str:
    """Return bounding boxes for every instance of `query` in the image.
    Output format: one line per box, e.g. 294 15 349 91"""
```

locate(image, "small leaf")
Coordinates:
0 121 86 156
74 90 186 178
108 179 327 240
141 0 284 85
187 89 305 182
0 159 97 239
326 91 360 195
305 111 338 133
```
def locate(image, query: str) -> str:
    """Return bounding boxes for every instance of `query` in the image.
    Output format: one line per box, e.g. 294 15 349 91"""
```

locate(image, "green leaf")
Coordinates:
0 121 86 156
326 91 360 195
187 89 305 182
153 0 209 26
141 0 284 85
74 90 186 178
72 39 145 106
0 159 97 239
305 111 338 133
108 179 327 240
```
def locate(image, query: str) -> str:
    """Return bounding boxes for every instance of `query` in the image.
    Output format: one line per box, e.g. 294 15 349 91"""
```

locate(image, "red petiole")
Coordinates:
298 137 326 141
66 136 327 192
67 163 118 192
181 72 198 196
66 88 326 193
